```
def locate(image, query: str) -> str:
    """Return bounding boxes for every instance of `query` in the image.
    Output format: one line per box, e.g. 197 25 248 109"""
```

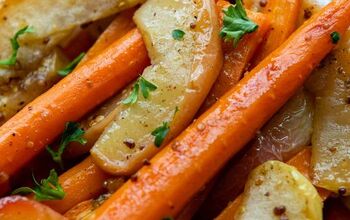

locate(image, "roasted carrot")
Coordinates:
43 157 108 214
92 0 350 219
79 8 136 66
0 196 65 220
200 0 270 111
251 0 301 66
215 148 331 220
66 10 136 158
0 28 149 179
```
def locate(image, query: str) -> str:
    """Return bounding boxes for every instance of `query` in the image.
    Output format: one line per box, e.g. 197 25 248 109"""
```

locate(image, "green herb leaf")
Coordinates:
58 52 85 76
220 0 258 47
162 217 174 220
122 77 157 105
12 169 65 201
46 122 86 169
172 29 185 40
331 31 340 44
151 122 170 147
0 26 35 66
139 77 158 99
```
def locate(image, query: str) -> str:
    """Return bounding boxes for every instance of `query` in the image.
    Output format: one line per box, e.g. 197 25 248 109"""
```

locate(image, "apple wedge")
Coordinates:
91 0 223 175
235 161 322 220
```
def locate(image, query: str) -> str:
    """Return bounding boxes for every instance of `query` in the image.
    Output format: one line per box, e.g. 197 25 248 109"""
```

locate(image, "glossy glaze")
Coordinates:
0 28 149 181
92 0 350 219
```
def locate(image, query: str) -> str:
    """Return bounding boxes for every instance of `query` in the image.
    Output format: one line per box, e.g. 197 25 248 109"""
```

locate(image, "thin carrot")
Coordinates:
200 0 270 111
215 148 331 220
0 196 65 220
79 8 136 66
92 1 350 219
0 28 149 179
251 0 301 66
66 10 136 158
43 157 108 213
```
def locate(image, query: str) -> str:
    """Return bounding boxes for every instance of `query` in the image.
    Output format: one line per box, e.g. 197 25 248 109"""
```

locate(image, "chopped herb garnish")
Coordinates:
162 217 174 220
0 26 35 66
220 0 258 47
331 31 340 44
58 52 85 76
122 77 157 105
172 29 185 40
12 169 65 201
151 122 170 147
46 122 87 169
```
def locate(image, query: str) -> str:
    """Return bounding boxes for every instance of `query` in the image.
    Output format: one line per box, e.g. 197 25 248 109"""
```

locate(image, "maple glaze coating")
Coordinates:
92 0 350 219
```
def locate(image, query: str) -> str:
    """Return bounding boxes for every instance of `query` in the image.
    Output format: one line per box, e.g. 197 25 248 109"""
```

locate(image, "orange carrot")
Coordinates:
251 0 301 66
43 157 108 213
79 8 136 66
0 196 65 220
0 28 149 179
215 148 331 220
92 1 350 218
201 0 270 111
66 10 136 158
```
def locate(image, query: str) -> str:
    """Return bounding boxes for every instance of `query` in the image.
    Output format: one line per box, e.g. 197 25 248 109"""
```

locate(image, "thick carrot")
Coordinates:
0 196 65 220
0 28 149 179
92 1 350 219
43 157 108 213
215 148 331 220
201 0 270 111
251 0 301 66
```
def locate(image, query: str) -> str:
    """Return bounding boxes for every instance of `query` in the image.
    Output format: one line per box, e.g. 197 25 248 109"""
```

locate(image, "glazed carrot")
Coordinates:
66 10 136 158
215 149 331 220
92 1 350 218
201 0 270 111
251 0 301 66
79 8 136 66
0 196 65 220
0 28 149 179
44 157 108 214
64 199 95 220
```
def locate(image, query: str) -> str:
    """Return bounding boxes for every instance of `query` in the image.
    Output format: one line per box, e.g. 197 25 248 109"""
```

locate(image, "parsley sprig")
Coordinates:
0 26 35 66
151 107 179 147
172 29 185 40
58 52 85 76
152 122 170 147
46 122 87 169
12 169 65 201
220 0 258 47
122 77 157 105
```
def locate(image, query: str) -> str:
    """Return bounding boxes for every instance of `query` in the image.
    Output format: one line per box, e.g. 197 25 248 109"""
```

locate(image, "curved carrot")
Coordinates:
251 0 301 66
215 148 331 220
92 1 350 219
200 0 270 111
0 196 65 220
43 157 108 214
0 28 149 179
79 8 136 66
